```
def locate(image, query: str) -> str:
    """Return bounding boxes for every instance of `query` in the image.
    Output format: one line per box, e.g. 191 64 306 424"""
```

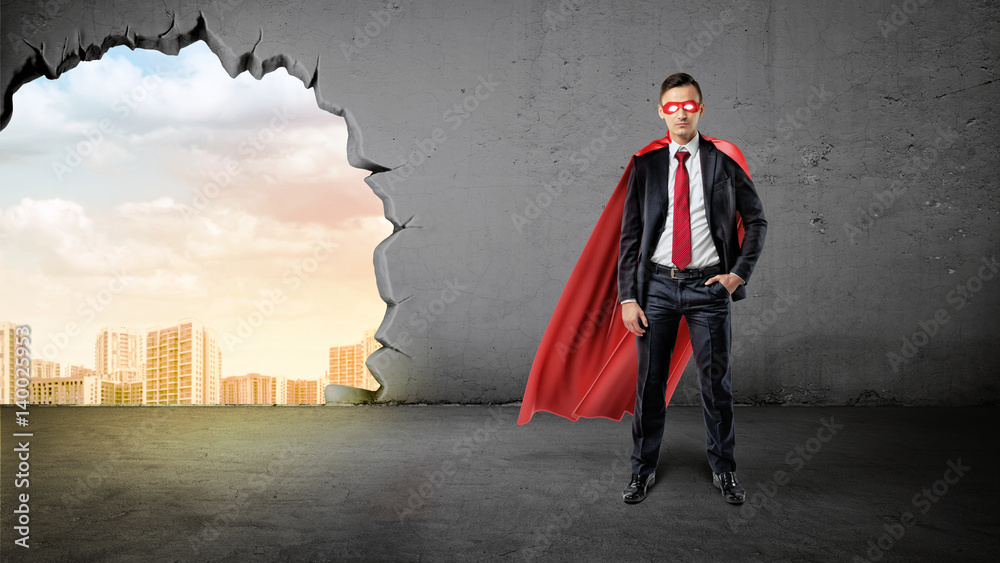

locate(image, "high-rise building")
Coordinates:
328 343 363 387
30 374 143 405
221 373 284 405
30 375 87 405
30 359 63 379
64 365 96 379
327 329 382 391
95 326 145 382
86 376 117 405
25 355 118 405
30 360 96 380
286 378 323 405
114 380 145 405
145 319 221 405
1 321 25 404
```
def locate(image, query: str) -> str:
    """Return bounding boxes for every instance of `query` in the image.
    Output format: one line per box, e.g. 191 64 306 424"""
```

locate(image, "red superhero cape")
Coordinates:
517 132 750 425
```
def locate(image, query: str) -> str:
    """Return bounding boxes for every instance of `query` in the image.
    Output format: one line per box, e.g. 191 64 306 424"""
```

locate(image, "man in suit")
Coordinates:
617 73 767 504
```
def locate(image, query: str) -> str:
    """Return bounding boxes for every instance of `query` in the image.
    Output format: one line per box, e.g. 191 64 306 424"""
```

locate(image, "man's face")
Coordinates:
658 84 704 143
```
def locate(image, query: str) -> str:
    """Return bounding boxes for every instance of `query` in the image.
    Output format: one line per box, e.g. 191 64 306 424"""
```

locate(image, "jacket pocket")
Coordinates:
709 281 731 299
712 177 732 192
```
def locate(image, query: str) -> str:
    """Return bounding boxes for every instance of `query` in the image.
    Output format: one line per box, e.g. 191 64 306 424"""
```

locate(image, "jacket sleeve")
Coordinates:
729 162 767 284
617 157 643 304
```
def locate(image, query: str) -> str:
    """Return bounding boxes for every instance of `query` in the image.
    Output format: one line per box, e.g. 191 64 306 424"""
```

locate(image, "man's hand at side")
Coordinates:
622 302 648 336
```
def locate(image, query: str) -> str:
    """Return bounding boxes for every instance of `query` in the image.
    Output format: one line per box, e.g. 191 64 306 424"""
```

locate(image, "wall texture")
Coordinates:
2 0 998 405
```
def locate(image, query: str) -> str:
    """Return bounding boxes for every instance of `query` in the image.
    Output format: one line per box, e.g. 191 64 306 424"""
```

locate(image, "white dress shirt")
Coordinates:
650 133 720 270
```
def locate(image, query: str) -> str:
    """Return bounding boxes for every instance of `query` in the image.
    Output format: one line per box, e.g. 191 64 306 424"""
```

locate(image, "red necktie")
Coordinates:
672 150 691 270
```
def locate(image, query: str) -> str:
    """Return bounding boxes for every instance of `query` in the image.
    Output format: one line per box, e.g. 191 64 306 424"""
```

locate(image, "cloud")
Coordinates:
0 41 390 379
1 40 362 212
19 41 320 131
0 198 117 274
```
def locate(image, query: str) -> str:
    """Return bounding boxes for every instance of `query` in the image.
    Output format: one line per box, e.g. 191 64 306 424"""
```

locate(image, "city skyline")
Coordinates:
0 316 382 381
5 319 377 382
2 318 381 405
0 40 392 381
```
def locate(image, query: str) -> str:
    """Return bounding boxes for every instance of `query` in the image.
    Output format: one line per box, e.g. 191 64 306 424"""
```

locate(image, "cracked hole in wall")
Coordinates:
0 39 394 405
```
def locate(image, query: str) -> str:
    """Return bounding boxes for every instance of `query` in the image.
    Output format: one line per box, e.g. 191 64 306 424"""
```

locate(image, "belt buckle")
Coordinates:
670 267 682 279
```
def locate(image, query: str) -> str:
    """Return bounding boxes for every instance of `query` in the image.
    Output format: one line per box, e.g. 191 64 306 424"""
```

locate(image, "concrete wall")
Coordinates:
3 0 998 405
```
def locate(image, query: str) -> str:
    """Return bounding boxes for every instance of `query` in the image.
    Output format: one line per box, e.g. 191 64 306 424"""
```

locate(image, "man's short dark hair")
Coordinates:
660 73 703 103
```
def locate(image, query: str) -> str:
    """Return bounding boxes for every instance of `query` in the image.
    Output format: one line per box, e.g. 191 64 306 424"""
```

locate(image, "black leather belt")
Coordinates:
650 261 724 279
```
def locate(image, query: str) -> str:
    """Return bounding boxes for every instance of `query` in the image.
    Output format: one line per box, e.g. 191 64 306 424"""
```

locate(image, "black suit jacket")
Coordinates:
617 133 767 308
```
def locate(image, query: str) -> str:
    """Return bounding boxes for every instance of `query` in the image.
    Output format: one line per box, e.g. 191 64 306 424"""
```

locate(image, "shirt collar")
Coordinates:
668 132 700 160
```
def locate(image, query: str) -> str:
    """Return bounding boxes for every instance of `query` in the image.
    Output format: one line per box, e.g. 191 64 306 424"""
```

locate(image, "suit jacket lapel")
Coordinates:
651 159 664 225
652 149 668 231
699 135 717 225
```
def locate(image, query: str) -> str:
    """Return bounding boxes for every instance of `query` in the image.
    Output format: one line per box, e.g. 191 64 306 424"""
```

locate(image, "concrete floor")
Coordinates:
1 405 997 562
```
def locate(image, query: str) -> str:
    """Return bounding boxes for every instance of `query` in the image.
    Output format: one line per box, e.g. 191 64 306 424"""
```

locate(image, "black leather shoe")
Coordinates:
712 471 746 504
622 472 654 504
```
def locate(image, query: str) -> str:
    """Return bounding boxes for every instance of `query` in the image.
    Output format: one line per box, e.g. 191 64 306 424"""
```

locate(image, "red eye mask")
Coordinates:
661 100 701 114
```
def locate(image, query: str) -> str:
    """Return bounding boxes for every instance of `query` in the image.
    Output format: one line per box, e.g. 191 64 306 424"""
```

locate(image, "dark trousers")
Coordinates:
631 269 736 476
